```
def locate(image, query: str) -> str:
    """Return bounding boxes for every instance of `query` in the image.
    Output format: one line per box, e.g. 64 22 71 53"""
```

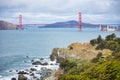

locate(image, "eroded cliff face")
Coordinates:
0 20 17 30
50 42 111 63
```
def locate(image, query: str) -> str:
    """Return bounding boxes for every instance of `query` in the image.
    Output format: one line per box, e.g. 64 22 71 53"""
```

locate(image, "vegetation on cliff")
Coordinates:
54 33 120 80
59 57 120 80
90 33 120 55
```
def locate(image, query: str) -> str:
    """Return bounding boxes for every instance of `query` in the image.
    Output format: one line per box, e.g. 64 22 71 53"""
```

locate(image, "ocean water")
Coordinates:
0 28 120 77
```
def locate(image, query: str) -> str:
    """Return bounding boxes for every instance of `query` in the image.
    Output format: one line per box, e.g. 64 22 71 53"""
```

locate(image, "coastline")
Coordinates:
0 42 112 80
0 33 119 80
0 56 59 80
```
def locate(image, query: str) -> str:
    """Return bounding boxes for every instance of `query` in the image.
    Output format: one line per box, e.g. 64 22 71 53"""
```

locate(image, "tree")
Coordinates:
106 33 116 41
97 35 103 44
90 35 103 46
96 41 106 50
90 39 97 46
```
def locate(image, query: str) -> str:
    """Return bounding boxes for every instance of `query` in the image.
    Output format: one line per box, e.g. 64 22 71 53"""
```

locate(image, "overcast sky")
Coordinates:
0 0 120 24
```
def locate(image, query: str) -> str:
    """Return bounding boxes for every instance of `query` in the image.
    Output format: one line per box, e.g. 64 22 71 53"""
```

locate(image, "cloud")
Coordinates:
0 0 120 24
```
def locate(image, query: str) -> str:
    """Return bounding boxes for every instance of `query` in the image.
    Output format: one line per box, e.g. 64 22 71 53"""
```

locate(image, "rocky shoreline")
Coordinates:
0 42 112 80
0 56 59 80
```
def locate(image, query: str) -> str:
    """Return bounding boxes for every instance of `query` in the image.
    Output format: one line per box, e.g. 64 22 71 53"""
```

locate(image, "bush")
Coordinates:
58 75 81 80
97 52 103 59
60 60 77 73
67 63 91 75
91 52 103 63
105 33 116 41
97 35 103 44
90 35 103 46
90 39 97 46
91 57 99 63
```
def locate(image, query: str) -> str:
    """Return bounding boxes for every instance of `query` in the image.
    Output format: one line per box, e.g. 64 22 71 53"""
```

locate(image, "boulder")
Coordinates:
32 61 42 65
26 56 29 58
30 68 37 71
40 58 44 60
30 73 34 76
16 70 18 72
18 71 28 74
50 63 54 65
11 77 16 80
31 60 34 62
32 61 48 65
9 70 13 72
42 62 48 65
18 74 27 80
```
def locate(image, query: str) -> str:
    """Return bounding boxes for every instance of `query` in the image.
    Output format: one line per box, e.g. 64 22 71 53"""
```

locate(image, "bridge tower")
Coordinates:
78 12 82 31
19 15 22 30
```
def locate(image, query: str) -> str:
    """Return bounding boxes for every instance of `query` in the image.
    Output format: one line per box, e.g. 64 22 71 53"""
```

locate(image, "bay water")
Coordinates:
0 28 120 78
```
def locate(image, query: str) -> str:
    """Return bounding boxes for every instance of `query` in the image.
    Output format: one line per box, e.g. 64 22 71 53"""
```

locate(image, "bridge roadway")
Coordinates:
20 23 100 27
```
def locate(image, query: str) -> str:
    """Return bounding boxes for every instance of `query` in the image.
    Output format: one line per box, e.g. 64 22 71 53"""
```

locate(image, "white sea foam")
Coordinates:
0 74 17 80
0 57 59 80
0 75 2 78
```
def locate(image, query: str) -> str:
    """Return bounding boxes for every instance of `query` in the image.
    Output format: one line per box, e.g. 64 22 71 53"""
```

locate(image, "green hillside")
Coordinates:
58 33 120 80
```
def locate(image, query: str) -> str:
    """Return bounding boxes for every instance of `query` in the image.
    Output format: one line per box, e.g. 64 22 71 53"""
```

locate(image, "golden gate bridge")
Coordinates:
18 12 119 31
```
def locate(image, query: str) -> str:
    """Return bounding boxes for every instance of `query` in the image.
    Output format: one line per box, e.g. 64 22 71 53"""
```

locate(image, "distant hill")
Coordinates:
0 20 17 30
38 20 99 28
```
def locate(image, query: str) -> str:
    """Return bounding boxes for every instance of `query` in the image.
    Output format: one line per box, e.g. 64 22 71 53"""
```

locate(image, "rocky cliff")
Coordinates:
0 20 17 30
50 42 111 63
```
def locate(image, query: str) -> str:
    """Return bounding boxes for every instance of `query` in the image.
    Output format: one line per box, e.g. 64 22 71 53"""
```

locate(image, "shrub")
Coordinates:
97 35 103 44
90 39 97 46
60 60 77 73
105 33 116 41
58 75 81 80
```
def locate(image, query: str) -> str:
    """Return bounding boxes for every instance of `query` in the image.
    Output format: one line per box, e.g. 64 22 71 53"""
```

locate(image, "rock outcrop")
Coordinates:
18 74 27 80
0 20 17 30
32 61 48 65
50 42 111 63
32 61 42 65
11 77 16 80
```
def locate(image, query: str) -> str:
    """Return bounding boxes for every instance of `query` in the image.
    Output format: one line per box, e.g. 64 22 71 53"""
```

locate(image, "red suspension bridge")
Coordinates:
18 12 119 31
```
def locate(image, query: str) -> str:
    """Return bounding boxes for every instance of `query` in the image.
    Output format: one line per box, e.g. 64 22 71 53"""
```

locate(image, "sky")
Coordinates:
0 0 120 24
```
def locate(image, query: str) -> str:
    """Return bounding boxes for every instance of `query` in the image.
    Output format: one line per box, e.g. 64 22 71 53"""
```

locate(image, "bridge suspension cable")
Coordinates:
18 12 83 31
